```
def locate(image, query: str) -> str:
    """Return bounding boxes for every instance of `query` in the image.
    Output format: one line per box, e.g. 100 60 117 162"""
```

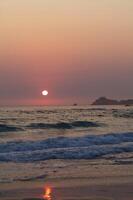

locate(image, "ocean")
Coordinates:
0 105 133 184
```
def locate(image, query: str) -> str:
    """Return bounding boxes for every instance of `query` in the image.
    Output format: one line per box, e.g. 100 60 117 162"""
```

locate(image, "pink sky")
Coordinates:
0 0 133 105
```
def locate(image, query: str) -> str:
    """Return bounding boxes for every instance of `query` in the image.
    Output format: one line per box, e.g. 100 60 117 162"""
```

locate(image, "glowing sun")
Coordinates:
42 90 48 96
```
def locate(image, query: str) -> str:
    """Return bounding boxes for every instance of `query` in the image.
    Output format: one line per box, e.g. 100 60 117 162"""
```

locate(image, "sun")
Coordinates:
42 90 48 96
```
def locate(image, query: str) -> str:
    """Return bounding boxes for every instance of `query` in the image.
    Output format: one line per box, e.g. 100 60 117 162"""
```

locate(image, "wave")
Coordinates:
0 124 22 132
13 174 47 182
0 121 100 134
113 109 133 118
0 132 133 162
27 121 100 129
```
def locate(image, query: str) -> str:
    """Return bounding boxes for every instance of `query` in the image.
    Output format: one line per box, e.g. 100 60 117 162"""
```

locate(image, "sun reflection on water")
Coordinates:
43 186 52 200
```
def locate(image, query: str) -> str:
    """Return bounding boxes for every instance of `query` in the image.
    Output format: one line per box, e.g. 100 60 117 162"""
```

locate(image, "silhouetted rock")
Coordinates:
92 97 118 105
92 97 133 105
119 99 133 106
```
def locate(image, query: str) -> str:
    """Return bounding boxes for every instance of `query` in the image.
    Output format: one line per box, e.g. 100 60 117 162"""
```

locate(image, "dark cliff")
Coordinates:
92 97 133 105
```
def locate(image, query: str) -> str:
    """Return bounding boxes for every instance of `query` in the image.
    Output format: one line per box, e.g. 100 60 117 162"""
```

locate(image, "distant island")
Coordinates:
92 97 133 106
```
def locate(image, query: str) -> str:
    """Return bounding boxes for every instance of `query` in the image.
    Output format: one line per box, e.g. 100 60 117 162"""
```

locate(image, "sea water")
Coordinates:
0 105 133 183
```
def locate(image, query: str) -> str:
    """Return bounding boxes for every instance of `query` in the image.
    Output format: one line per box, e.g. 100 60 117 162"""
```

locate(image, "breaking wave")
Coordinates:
27 121 100 129
0 132 133 162
0 124 22 132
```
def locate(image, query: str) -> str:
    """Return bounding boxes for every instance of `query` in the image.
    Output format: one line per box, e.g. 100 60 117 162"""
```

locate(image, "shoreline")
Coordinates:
0 176 133 200
0 159 133 200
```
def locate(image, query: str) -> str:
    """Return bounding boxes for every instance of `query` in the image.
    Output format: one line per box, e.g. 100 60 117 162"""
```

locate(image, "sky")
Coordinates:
0 0 133 105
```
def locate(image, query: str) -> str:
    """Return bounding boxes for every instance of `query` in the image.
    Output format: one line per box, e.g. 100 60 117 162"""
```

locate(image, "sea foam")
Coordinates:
0 132 133 162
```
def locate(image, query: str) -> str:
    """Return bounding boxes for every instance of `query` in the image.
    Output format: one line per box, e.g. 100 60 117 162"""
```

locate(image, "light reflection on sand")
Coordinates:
41 186 113 200
43 186 52 200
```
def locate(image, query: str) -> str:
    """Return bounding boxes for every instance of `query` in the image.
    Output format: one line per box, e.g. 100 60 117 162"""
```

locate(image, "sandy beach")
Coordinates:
0 181 133 200
0 159 133 200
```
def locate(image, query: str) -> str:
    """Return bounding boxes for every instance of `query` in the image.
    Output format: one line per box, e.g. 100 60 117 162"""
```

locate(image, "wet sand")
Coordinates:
0 159 133 200
0 179 133 200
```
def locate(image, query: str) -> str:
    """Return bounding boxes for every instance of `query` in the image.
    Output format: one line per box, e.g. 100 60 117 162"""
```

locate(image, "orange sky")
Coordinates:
0 0 133 105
